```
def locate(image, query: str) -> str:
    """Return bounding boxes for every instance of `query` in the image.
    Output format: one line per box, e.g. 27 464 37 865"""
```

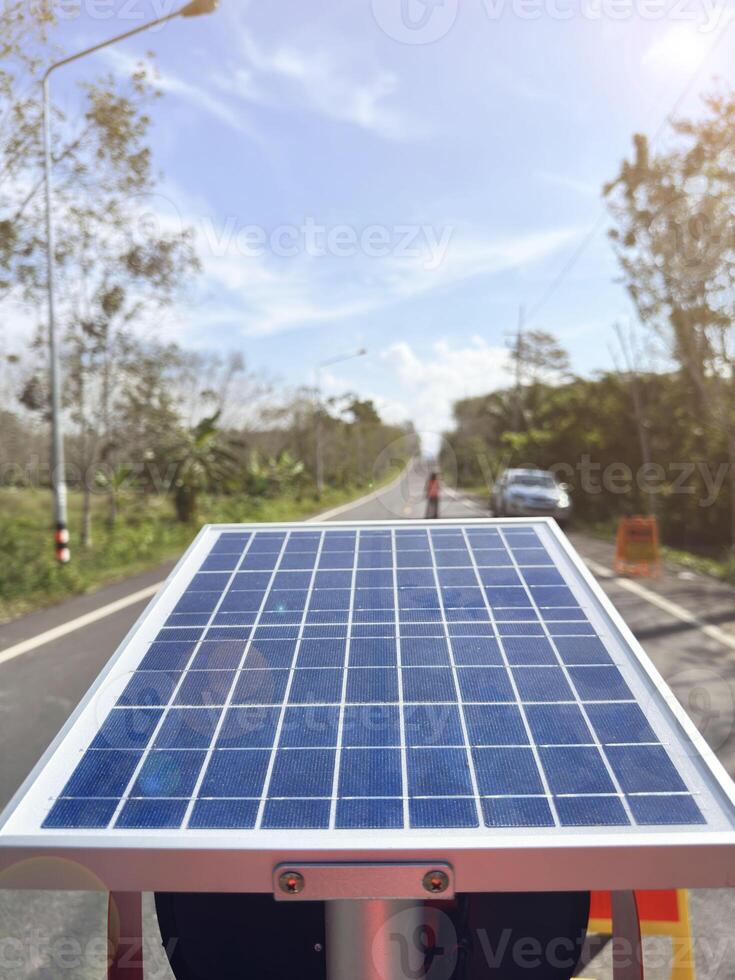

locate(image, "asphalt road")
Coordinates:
1 466 734 978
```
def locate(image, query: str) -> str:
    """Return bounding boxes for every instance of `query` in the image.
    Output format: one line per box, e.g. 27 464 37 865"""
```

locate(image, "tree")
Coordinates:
605 90 735 546
170 413 237 523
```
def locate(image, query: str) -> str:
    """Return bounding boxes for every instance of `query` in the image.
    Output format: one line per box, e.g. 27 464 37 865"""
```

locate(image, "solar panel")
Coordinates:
1 519 734 894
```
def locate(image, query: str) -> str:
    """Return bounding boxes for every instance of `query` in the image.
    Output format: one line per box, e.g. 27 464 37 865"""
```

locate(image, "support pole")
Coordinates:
108 892 143 980
611 890 643 980
326 899 424 980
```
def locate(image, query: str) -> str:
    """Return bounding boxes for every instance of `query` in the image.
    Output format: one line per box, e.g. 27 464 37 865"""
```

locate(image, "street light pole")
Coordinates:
42 0 219 564
314 348 368 496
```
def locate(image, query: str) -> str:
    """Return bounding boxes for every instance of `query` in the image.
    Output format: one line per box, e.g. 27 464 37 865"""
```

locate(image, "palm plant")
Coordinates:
170 413 237 522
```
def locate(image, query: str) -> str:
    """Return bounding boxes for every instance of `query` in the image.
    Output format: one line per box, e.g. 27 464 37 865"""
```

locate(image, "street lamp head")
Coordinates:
180 0 219 16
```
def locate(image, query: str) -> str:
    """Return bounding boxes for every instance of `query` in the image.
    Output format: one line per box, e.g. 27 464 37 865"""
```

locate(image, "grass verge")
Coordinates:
0 479 392 623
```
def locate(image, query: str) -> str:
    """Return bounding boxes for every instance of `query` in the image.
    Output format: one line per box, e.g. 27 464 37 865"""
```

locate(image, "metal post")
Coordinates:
611 890 643 980
39 1 219 565
43 74 70 565
315 365 324 497
326 899 424 980
108 892 143 980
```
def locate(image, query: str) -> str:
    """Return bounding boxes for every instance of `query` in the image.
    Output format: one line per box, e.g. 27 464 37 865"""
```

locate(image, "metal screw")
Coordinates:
314 943 323 953
278 870 305 894
422 870 449 894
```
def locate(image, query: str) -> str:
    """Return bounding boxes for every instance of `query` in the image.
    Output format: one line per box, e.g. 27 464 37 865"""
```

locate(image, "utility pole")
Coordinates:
512 304 525 431
42 0 219 563
613 322 656 517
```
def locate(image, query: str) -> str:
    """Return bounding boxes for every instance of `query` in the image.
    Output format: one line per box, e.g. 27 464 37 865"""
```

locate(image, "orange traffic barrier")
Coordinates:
614 516 662 578
588 889 695 980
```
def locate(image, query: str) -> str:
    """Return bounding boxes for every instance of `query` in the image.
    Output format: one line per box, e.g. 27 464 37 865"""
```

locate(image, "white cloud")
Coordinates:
215 25 421 140
382 337 511 449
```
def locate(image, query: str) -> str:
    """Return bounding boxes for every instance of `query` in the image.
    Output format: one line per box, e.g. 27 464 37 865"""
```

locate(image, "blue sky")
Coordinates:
31 0 735 442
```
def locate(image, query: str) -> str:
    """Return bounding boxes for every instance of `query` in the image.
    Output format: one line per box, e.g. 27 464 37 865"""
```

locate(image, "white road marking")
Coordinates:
0 584 162 667
585 557 735 652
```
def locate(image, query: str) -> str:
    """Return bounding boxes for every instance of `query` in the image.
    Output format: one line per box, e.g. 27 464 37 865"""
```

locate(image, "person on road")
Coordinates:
425 471 441 519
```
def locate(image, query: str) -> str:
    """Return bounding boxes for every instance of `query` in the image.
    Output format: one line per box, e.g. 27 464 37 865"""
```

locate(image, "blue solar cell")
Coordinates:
156 627 204 643
514 549 553 566
303 624 349 639
220 591 266 613
438 568 479 587
441 587 485 608
547 619 595 633
556 796 629 827
342 705 400 746
402 667 455 702
210 533 250 553
352 624 395 638
502 637 557 666
457 667 514 702
525 705 593 746
352 609 395 625
91 709 162 750
314 571 353 588
61 750 142 798
485 588 533 609
308 589 351 611
474 747 544 795
262 799 330 829
540 747 616 794
339 748 402 796
201 554 240 572
606 745 687 794
513 667 574 702
401 637 450 666
116 799 188 830
478 567 522 586
189 799 258 829
173 591 221 614
175 670 234 707
232 670 289 705
264 589 307 613
398 588 440 610
396 569 434 588
521 567 565 586
399 608 443 623
200 750 270 796
446 607 491 623
155 708 219 749
628 795 705 826
253 626 300 641
165 613 211 628
434 550 470 567
449 622 495 637
280 706 340 747
531 586 577 607
473 550 513 567
396 551 433 568
400 623 445 637
204 627 252 641
269 749 335 797
346 668 399 704
244 640 298 669
404 704 464 746
280 553 316 570
117 671 179 708
357 552 393 569
496 612 542 625
188 572 232 592
409 798 478 828
482 797 554 828
356 570 393 588
318 552 354 570
217 707 279 748
568 666 633 701
289 669 343 704
336 798 403 829
554 637 612 665
211 612 258 627
307 610 350 625
191 640 246 670
43 798 117 830
272 571 312 589
131 750 205 798
350 637 397 667
355 589 394 610
407 748 473 796
585 703 657 744
464 704 528 746
297 638 346 668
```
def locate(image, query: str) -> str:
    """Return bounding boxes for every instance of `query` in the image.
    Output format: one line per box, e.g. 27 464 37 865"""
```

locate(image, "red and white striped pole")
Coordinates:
55 523 70 565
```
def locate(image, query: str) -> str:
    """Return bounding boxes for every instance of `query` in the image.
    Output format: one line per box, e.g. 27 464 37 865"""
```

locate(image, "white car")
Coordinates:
491 468 572 524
